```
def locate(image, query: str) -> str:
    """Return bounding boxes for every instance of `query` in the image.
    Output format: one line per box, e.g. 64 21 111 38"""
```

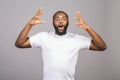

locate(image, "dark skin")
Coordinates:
15 8 107 51
53 12 69 35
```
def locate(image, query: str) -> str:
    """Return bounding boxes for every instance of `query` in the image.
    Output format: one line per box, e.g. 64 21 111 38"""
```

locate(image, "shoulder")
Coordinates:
30 31 49 40
70 33 91 41
68 32 85 38
33 31 49 37
37 31 48 35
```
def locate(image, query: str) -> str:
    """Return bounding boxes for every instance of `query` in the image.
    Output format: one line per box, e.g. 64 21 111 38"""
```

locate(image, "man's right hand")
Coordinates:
29 8 45 26
15 8 45 48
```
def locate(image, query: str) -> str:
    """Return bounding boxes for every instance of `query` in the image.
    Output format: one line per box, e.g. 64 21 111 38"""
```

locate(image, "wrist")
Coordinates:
85 26 91 31
27 21 34 27
25 22 33 29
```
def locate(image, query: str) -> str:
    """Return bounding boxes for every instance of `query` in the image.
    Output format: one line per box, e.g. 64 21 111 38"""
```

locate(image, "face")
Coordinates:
53 11 69 35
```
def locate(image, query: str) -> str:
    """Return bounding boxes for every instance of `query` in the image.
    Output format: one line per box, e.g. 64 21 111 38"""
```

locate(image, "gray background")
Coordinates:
0 0 119 80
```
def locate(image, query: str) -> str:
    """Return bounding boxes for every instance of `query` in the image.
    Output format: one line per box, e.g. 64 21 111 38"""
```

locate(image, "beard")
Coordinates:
53 23 69 36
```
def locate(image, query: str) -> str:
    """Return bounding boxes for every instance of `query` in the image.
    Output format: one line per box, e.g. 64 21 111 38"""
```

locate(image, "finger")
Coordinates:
39 20 45 23
74 17 83 23
74 17 81 21
35 8 42 17
74 23 81 26
74 23 85 29
76 11 81 17
34 20 45 25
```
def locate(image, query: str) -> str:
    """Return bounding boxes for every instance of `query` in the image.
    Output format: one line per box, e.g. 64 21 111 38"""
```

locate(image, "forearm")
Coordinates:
15 22 32 47
75 12 107 50
86 26 107 49
15 8 44 48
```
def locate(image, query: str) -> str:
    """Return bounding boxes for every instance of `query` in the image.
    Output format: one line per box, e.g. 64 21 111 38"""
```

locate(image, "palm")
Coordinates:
75 12 88 30
30 8 45 25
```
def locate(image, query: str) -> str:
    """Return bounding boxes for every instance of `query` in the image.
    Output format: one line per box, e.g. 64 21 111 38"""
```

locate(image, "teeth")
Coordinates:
59 27 64 29
58 26 62 28
59 26 62 28
57 25 64 30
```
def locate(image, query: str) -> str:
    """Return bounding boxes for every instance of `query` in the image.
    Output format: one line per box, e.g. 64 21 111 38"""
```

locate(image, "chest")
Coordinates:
41 37 80 53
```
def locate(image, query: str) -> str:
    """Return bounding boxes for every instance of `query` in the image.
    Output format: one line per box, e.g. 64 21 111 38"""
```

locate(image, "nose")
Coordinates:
59 19 63 23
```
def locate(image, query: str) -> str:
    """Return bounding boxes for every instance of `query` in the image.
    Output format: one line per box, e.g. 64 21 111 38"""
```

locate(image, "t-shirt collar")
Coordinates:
51 32 69 38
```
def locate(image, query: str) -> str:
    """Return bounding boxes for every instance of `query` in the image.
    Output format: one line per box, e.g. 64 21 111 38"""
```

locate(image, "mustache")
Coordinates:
53 23 69 35
57 23 64 26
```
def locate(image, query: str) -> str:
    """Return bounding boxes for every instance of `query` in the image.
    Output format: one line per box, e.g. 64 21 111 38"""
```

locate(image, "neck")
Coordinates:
55 32 67 36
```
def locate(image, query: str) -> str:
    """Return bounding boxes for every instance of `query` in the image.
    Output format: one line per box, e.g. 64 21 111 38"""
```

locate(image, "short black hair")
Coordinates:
53 11 69 20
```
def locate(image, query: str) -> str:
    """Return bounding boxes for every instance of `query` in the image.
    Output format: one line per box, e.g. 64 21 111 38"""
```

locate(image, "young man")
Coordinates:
15 8 107 80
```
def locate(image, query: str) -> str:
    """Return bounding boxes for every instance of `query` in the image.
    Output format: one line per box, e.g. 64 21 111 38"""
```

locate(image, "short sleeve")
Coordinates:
29 32 47 48
75 34 91 50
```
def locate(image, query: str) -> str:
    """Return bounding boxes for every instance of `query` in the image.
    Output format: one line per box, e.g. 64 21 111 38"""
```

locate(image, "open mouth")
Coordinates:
58 25 64 30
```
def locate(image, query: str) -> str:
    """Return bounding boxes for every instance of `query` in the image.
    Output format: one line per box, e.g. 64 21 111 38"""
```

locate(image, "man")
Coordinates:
15 8 107 80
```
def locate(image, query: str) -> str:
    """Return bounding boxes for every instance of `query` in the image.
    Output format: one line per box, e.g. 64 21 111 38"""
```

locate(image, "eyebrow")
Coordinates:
55 16 67 18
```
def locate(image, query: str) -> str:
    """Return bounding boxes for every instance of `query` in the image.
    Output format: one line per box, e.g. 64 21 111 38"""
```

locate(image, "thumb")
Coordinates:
37 20 45 24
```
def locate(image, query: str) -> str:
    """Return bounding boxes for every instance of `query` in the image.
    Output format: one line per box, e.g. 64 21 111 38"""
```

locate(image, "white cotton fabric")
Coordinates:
30 32 91 80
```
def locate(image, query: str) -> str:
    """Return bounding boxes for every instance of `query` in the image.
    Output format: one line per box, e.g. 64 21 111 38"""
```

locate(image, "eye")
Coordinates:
63 18 67 20
55 18 59 21
62 17 67 20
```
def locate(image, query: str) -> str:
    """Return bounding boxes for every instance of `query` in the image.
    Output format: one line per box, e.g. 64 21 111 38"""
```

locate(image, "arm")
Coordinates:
15 8 45 48
75 12 107 51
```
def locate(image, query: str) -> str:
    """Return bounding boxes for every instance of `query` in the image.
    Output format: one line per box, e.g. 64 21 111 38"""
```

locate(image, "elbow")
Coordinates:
100 44 107 51
15 42 23 48
103 44 107 51
101 47 107 51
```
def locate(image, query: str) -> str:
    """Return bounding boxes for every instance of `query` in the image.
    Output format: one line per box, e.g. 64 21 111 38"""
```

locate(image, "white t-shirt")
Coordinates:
30 32 91 80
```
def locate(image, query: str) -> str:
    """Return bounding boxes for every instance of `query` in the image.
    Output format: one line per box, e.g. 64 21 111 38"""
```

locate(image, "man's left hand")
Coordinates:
74 12 90 31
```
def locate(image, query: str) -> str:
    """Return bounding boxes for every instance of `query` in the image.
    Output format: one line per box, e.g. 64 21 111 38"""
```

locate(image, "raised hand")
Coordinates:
29 8 45 26
74 12 107 51
74 12 90 31
15 8 46 48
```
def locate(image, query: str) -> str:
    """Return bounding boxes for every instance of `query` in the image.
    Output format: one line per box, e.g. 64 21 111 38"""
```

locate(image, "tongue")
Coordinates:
58 26 64 30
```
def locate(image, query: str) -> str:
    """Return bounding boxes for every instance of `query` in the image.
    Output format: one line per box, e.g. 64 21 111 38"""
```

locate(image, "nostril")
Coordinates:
59 22 63 24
